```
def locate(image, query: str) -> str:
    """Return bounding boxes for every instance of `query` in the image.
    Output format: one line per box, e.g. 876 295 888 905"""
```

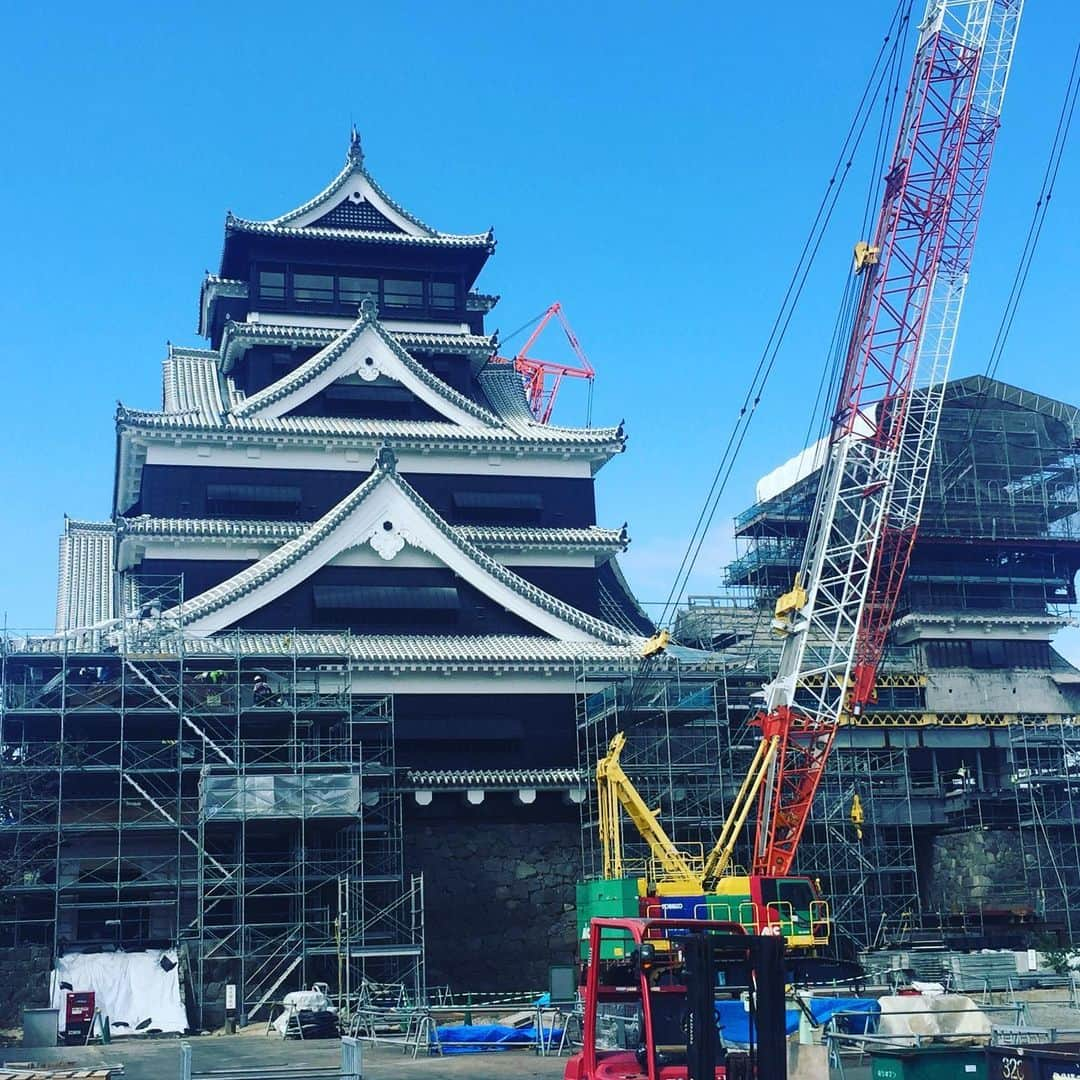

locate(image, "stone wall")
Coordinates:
405 819 580 992
925 829 1027 914
0 945 52 1029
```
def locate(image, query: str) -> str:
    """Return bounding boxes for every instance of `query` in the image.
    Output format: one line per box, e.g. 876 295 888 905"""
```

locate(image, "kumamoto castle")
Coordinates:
1 131 654 1023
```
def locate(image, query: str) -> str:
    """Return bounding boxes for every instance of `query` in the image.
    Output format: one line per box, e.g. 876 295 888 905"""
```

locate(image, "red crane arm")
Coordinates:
750 0 1022 879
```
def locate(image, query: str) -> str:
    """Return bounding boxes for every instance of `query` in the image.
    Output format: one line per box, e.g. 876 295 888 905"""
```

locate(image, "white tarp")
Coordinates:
49 949 189 1035
272 988 336 1035
875 994 992 1047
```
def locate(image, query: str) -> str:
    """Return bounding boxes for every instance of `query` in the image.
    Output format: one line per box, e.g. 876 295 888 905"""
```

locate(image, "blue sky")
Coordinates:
1 1 1077 652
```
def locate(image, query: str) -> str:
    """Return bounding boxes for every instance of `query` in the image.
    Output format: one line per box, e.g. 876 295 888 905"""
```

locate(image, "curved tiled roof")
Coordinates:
226 213 494 250
151 320 622 451
453 524 627 550
231 312 498 424
466 292 500 313
404 768 583 789
122 516 627 551
478 365 537 423
198 276 248 336
162 465 636 645
219 322 495 371
122 403 623 452
162 352 225 423
11 629 644 667
173 632 644 666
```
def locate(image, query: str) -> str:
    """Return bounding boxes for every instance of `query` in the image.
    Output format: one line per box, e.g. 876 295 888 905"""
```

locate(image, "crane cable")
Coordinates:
936 32 1080 490
984 37 1079 384
657 0 915 631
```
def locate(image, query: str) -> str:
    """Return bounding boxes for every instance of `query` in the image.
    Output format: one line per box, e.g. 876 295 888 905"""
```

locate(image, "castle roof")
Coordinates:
154 452 637 644
218 129 494 282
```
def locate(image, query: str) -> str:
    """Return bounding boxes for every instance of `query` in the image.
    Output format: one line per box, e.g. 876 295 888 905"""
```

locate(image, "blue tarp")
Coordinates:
716 997 880 1046
432 1023 563 1054
715 1001 800 1045
806 997 879 1035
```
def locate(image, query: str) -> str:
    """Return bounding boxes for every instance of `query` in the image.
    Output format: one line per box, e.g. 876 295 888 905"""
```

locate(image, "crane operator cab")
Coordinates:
566 917 787 1080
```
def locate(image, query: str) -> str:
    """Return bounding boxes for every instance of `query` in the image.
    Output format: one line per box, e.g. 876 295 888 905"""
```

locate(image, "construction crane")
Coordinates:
579 0 1023 972
490 302 595 424
739 0 1024 881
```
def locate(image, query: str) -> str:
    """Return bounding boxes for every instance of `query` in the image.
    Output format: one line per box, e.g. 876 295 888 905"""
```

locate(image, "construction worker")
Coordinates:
253 675 275 707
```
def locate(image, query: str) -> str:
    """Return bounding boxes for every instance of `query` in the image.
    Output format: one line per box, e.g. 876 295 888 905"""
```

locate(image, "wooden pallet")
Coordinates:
0 1069 113 1078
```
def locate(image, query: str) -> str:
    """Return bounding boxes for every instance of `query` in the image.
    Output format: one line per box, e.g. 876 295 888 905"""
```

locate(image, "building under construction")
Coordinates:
0 132 651 1023
577 375 1080 955
0 617 424 1026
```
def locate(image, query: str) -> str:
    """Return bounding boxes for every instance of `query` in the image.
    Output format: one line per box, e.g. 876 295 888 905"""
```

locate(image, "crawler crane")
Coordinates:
578 0 1024 990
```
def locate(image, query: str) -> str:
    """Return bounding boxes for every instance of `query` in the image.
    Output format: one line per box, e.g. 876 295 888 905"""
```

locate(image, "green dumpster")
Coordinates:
870 1045 986 1080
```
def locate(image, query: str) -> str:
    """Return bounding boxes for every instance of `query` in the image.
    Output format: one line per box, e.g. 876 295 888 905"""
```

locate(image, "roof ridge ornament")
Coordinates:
347 125 364 167
376 444 398 473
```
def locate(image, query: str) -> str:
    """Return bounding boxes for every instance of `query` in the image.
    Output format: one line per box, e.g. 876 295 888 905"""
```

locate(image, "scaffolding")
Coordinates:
576 644 1080 954
0 628 425 1024
728 378 1080 614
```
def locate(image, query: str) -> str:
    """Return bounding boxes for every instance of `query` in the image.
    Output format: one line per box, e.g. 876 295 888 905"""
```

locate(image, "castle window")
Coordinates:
340 276 379 305
294 273 334 303
383 279 423 309
430 281 457 310
206 483 302 519
258 270 285 300
452 491 543 524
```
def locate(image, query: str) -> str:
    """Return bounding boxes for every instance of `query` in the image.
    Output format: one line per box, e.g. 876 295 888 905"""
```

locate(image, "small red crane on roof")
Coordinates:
491 302 595 424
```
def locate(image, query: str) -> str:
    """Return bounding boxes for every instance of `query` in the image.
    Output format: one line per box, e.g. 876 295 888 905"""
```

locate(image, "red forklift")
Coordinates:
565 917 787 1080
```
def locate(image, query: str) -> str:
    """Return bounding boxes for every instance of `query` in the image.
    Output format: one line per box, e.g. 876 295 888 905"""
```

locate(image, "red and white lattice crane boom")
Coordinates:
735 0 1023 880
491 302 595 424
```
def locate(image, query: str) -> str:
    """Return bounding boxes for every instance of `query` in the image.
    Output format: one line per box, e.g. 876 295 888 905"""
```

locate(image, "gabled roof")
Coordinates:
231 308 499 426
226 129 493 251
138 324 624 453
159 451 638 644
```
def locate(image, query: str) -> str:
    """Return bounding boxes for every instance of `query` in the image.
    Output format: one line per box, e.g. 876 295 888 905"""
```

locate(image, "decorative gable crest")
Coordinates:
230 311 499 427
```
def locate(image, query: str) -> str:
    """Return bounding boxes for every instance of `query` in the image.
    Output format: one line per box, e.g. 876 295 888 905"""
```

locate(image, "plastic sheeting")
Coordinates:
806 997 880 1034
272 989 336 1035
49 949 189 1035
715 1001 800 1046
875 994 992 1047
716 997 880 1046
203 773 359 819
432 1024 562 1054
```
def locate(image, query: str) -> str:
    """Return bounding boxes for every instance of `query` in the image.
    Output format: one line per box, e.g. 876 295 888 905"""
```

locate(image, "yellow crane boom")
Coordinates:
701 735 780 890
596 732 698 883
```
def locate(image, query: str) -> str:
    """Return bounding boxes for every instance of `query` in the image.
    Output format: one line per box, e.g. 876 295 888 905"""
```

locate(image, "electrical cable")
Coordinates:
657 0 914 630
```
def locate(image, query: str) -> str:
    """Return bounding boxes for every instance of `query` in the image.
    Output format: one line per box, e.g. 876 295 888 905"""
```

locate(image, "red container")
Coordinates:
65 991 95 1033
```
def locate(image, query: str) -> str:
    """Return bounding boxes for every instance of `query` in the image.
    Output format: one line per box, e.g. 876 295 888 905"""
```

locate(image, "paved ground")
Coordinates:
0 1035 569 1079
7 993 1080 1080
